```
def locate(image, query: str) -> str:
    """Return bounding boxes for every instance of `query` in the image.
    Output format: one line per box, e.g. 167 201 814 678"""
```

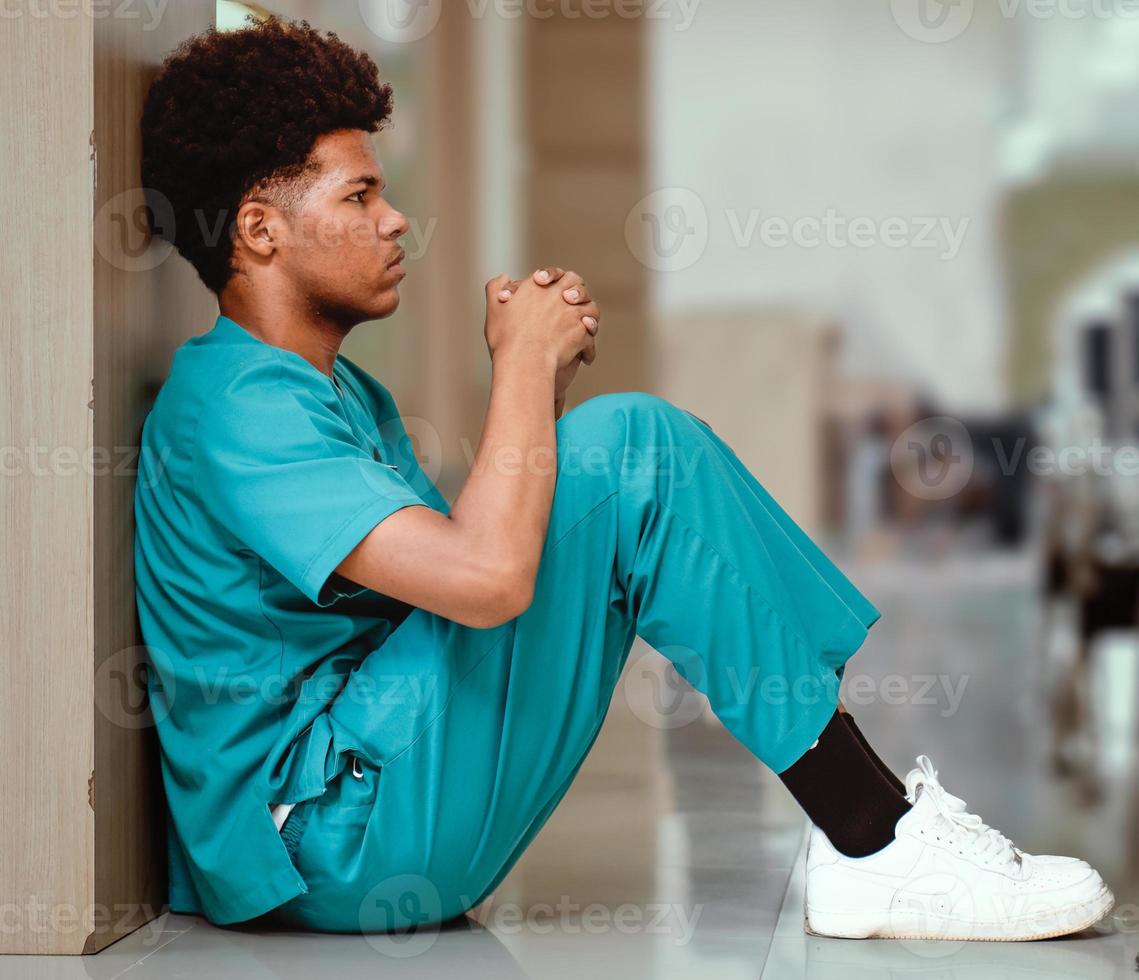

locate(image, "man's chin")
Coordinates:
366 286 401 320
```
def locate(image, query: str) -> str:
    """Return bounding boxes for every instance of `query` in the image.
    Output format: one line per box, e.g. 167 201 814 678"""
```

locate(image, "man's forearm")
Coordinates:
447 347 559 604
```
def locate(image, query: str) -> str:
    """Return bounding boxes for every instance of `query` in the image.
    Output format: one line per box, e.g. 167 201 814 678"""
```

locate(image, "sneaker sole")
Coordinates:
803 883 1115 942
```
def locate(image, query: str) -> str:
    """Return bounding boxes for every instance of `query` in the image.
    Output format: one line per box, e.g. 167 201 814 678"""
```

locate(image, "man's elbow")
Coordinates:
466 565 534 629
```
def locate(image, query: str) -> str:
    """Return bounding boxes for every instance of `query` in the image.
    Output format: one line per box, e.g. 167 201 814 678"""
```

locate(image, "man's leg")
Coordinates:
679 410 880 636
273 392 892 932
838 708 908 796
676 412 910 795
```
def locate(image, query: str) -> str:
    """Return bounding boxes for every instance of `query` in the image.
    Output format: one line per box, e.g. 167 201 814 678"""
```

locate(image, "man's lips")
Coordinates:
386 249 406 271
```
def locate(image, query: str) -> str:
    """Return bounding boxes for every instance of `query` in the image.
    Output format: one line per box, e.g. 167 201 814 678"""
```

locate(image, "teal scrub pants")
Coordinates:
268 392 880 933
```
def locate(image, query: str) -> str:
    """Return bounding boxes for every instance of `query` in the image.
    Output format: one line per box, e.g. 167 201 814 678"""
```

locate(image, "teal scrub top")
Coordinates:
133 314 450 924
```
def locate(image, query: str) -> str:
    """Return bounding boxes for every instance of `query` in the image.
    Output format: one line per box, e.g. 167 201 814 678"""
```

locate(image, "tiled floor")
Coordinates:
6 547 1138 978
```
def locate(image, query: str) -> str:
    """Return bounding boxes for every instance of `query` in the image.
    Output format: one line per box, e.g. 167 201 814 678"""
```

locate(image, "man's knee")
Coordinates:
558 392 689 449
555 392 702 496
562 390 677 422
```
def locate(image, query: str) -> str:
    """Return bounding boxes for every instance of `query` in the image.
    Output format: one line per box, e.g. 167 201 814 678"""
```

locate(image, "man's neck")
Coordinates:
218 286 352 379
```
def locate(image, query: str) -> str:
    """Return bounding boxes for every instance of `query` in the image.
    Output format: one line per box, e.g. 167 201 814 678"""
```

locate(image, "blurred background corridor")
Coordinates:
17 0 1139 976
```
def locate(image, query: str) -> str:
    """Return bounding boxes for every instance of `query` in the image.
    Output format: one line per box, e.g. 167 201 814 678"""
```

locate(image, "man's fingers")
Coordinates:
562 282 591 304
532 266 566 286
579 301 600 335
496 278 524 302
499 271 593 306
535 266 586 289
485 273 513 299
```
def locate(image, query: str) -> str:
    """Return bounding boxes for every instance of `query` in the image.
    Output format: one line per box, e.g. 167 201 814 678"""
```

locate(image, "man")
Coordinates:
134 18 1111 940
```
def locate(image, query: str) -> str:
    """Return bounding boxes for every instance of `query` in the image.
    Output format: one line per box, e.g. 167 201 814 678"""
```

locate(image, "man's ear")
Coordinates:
233 199 283 259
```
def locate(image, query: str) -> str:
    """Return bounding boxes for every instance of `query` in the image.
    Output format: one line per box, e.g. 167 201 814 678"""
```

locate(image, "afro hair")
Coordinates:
140 18 393 294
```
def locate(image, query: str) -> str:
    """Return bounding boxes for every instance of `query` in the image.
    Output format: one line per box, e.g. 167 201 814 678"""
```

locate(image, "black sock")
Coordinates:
839 710 908 797
778 710 912 858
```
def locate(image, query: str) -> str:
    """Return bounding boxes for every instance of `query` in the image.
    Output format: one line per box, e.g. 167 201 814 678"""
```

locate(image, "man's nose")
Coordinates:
382 209 410 241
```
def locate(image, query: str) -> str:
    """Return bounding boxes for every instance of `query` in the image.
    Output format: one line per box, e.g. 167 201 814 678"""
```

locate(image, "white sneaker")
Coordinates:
903 755 1087 869
804 755 1114 941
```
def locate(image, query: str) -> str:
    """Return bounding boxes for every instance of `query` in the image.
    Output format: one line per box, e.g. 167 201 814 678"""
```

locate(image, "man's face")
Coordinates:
271 129 409 322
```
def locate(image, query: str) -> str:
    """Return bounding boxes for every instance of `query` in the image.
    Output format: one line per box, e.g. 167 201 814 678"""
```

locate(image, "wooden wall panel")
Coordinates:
0 2 214 955
0 9 96 957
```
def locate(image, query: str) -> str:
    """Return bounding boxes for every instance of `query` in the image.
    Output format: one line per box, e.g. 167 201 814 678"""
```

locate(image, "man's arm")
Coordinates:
336 271 599 629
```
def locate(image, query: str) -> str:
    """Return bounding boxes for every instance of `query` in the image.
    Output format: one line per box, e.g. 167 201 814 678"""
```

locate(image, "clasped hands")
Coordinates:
483 266 601 415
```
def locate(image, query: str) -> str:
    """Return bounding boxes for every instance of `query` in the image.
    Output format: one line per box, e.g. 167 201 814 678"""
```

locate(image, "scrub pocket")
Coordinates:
282 754 381 878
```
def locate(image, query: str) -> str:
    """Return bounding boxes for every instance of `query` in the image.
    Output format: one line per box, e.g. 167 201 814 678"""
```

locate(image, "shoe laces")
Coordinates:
907 755 1022 870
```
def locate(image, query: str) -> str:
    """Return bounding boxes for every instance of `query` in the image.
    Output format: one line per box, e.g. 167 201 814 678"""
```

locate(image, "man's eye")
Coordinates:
348 191 367 204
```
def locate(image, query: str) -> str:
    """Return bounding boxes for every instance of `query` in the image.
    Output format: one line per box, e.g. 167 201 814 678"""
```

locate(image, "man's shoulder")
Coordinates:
171 339 345 418
150 340 279 429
